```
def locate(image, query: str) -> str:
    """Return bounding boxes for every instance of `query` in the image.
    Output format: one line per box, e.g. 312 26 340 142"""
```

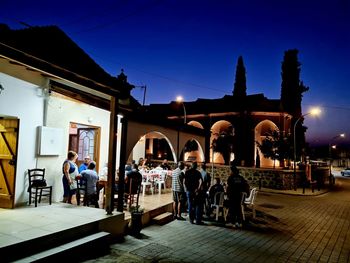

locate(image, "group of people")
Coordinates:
171 162 210 224
62 151 99 207
62 152 249 228
171 161 250 228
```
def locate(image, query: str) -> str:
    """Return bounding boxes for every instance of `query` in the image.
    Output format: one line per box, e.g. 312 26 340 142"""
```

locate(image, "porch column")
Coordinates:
117 117 128 212
106 96 118 215
203 117 211 163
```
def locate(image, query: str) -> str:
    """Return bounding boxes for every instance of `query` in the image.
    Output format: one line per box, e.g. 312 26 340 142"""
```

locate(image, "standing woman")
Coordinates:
62 151 79 203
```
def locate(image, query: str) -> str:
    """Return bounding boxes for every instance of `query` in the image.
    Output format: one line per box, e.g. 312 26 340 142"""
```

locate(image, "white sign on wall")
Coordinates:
37 126 64 156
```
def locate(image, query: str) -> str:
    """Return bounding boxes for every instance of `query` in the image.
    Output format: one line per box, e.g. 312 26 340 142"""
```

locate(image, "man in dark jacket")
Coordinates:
184 162 203 224
226 165 249 228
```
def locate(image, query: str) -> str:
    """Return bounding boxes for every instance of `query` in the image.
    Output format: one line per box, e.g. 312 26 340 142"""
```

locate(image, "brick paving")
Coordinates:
84 177 350 263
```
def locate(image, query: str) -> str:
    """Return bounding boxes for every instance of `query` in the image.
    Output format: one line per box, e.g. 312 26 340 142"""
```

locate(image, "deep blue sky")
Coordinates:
2 0 349 145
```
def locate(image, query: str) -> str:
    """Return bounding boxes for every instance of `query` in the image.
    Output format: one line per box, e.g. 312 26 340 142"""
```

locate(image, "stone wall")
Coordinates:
205 164 329 190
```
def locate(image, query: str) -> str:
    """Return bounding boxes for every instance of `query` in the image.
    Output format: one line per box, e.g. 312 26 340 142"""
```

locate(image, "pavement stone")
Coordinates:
84 176 350 263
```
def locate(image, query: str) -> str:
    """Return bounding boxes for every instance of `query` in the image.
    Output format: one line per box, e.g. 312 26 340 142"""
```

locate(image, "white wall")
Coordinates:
0 71 112 205
0 73 44 205
132 135 146 162
39 93 110 202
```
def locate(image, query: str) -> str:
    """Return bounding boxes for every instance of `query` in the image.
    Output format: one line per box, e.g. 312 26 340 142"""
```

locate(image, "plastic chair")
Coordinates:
211 192 225 221
141 173 154 196
155 171 166 194
243 188 258 219
27 168 52 207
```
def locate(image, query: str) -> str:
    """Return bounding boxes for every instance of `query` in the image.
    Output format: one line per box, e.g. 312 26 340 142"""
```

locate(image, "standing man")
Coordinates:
226 165 249 228
79 155 91 173
171 161 185 220
184 162 203 225
200 163 211 217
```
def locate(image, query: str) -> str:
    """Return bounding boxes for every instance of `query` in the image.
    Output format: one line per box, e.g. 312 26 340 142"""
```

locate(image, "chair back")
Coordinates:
245 188 258 205
77 177 88 194
240 192 247 204
76 177 88 205
213 192 225 206
159 170 167 181
128 177 142 195
28 168 46 187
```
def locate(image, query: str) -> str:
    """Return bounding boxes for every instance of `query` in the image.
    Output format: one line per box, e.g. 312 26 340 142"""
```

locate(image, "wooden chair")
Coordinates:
76 177 87 206
124 178 141 208
27 168 52 207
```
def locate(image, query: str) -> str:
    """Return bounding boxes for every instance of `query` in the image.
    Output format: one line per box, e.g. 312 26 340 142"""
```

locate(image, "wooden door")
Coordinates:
76 128 100 171
0 118 19 208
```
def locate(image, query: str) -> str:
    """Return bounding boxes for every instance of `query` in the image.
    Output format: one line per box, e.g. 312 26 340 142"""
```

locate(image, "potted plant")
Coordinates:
128 204 144 237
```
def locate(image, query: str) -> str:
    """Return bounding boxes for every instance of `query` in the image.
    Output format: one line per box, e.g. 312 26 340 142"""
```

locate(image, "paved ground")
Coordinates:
84 175 350 263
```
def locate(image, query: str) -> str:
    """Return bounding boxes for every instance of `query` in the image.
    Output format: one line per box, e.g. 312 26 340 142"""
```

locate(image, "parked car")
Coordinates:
341 168 350 176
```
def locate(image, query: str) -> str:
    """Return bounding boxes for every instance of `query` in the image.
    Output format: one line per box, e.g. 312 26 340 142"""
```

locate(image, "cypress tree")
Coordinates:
280 49 309 161
280 49 309 117
233 56 247 97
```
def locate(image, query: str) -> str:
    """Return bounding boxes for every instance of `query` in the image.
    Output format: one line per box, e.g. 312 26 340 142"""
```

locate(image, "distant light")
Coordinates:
331 145 336 149
176 96 183 103
340 133 345 138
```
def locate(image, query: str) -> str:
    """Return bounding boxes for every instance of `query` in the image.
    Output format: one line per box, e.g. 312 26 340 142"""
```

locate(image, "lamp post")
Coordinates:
329 133 345 185
176 96 187 161
293 107 321 191
176 96 187 124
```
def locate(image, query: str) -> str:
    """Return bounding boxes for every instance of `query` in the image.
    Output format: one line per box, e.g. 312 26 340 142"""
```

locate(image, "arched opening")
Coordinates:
187 121 204 129
210 120 235 165
128 131 176 166
255 120 279 168
182 139 205 162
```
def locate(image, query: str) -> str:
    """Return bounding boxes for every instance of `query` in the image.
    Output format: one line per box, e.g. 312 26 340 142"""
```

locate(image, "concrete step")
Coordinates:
13 231 111 263
152 212 173 225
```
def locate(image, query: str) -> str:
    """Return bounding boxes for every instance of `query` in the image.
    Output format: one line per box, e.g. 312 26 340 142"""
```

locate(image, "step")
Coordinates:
152 212 174 225
14 231 111 263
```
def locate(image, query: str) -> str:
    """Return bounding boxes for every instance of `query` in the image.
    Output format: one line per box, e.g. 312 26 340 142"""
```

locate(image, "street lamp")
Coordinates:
293 107 321 190
176 96 187 124
329 133 345 183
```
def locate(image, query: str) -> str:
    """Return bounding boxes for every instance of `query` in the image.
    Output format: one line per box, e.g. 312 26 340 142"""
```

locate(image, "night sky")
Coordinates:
1 0 349 145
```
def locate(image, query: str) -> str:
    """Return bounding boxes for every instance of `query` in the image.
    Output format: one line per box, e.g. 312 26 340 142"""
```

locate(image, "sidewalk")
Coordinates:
83 178 350 263
259 185 329 196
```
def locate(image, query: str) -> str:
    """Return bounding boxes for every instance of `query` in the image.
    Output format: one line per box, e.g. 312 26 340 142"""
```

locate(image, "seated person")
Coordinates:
80 161 99 208
209 177 225 204
125 164 143 194
160 159 171 170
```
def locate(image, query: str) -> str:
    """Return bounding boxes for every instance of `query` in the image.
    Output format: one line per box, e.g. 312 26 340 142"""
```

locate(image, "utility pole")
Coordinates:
134 85 147 106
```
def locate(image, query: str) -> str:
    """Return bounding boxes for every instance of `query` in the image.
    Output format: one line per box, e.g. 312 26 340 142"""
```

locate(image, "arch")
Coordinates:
255 120 279 168
183 138 205 162
128 131 176 164
187 121 204 129
210 120 235 164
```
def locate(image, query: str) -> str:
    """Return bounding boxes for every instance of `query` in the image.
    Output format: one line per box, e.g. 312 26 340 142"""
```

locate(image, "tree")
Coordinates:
280 49 309 158
183 139 199 153
211 130 235 165
233 56 247 98
256 130 293 168
280 49 309 117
